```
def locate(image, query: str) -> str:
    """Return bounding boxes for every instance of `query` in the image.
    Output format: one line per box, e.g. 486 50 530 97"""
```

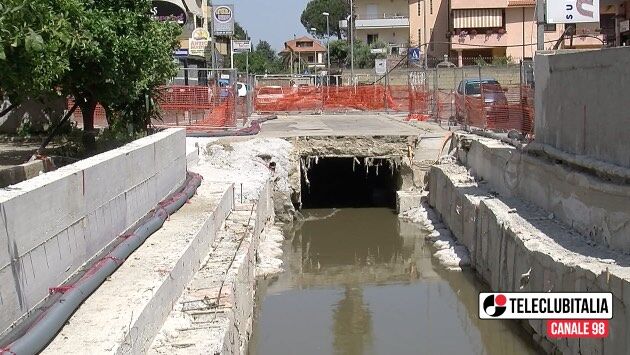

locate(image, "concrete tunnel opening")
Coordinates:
299 156 402 209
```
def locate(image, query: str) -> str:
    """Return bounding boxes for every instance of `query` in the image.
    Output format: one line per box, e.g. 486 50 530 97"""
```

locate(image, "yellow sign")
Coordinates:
191 27 209 41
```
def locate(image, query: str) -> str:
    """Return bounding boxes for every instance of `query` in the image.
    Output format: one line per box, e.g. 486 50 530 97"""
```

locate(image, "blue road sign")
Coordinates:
408 47 421 62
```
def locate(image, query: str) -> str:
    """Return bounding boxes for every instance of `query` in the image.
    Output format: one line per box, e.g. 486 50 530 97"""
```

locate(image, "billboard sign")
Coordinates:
546 0 600 24
213 5 235 36
151 0 187 25
189 27 211 57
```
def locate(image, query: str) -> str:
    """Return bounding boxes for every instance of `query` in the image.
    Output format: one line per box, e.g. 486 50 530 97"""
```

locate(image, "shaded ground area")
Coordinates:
0 142 41 168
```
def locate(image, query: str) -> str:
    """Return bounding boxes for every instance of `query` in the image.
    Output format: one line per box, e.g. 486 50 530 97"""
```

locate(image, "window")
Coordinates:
418 1 421 16
544 23 557 32
418 29 422 45
307 55 315 63
430 28 434 50
367 34 379 44
430 0 433 14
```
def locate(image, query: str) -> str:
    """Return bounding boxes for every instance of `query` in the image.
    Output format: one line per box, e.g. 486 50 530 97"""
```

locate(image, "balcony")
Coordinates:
450 0 507 9
450 30 509 50
340 14 409 30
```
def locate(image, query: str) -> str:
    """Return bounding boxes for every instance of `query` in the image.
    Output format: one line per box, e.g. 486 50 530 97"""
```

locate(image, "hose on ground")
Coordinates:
0 172 203 355
185 115 277 138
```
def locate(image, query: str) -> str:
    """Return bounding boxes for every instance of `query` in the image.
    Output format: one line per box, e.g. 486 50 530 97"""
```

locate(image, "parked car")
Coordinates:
255 86 285 110
256 86 284 101
237 82 249 97
454 78 508 123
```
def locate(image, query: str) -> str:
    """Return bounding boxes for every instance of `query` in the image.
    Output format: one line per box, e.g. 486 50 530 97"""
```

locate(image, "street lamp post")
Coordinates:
311 27 318 75
322 12 330 76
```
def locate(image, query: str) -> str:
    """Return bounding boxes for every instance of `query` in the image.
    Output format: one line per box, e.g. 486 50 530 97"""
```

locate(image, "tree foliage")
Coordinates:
63 0 180 134
0 0 85 103
233 35 284 75
300 0 349 39
328 39 387 69
0 0 180 143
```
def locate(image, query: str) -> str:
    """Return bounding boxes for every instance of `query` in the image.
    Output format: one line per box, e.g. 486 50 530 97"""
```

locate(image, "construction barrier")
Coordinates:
254 85 409 113
68 85 239 131
156 85 237 130
464 84 534 136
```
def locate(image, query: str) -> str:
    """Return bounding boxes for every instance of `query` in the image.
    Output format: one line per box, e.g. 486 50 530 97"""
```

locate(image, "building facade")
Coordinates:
341 0 410 55
281 36 327 73
407 0 620 66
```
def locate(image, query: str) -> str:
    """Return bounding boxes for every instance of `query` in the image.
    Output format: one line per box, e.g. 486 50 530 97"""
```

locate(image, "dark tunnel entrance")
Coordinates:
300 156 401 209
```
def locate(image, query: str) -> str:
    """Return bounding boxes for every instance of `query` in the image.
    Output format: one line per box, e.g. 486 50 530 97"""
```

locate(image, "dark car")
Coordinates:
455 78 508 123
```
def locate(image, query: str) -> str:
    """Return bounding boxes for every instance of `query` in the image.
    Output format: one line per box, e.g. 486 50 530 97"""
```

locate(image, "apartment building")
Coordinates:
340 0 410 55
408 0 615 66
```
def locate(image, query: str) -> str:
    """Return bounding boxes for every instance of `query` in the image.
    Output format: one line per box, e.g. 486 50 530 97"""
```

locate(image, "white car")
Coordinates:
237 82 249 97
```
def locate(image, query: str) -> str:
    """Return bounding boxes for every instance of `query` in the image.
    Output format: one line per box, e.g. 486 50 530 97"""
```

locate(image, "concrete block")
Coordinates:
154 129 186 172
124 140 156 188
124 177 158 229
395 191 422 214
1 169 84 258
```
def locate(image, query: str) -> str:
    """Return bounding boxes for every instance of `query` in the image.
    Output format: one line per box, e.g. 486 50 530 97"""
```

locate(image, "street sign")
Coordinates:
213 5 235 36
546 0 600 24
173 49 189 57
232 40 252 53
375 58 387 75
370 48 387 54
408 47 421 62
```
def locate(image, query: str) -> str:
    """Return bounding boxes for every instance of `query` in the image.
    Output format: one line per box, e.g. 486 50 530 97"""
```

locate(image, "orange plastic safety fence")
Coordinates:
255 85 409 113
465 84 535 136
156 85 237 129
67 85 239 130
407 86 431 121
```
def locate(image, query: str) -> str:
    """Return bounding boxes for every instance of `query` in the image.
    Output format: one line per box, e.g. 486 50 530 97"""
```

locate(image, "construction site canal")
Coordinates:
248 208 541 355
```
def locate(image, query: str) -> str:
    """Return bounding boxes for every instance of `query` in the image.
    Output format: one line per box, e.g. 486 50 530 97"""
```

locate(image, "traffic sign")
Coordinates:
375 59 387 75
408 47 421 62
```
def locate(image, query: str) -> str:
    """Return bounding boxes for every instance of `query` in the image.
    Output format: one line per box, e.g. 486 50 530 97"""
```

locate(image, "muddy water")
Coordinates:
249 208 541 355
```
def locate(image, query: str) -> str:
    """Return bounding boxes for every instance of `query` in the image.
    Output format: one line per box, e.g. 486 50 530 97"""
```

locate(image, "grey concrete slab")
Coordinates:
258 113 445 137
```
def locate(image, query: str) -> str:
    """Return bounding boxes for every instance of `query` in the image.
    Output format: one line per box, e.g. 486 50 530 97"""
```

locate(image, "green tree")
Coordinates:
255 41 276 62
234 22 248 40
0 0 86 113
60 0 179 147
329 39 348 67
300 0 349 39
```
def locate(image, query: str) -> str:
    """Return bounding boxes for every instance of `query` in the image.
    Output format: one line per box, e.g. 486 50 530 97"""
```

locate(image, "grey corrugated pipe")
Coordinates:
0 172 203 355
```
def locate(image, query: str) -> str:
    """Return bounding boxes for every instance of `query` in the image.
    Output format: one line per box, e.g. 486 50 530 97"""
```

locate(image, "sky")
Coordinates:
230 0 311 51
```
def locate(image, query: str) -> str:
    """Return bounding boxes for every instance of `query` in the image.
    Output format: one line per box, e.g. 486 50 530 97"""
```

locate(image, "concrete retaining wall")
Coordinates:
0 128 187 335
535 48 630 169
457 133 630 253
428 163 630 354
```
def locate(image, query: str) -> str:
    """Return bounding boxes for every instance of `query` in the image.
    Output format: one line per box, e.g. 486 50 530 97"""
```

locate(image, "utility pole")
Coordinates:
536 0 545 50
350 0 354 85
423 0 428 70
208 0 217 80
322 12 331 75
